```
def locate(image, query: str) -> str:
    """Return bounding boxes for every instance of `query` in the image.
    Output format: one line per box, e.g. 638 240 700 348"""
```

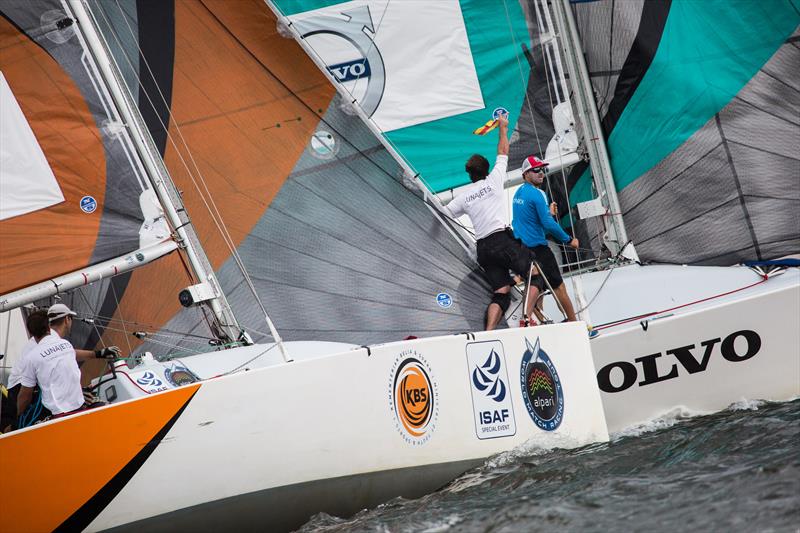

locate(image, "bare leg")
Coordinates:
553 283 578 322
486 286 511 330
523 286 540 324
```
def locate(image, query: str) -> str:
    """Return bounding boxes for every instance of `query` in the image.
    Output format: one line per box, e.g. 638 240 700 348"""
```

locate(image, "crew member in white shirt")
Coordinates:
2 310 50 431
445 113 542 330
17 304 119 419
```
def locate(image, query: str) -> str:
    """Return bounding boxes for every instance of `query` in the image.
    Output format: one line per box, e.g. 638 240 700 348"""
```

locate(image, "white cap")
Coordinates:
47 303 77 322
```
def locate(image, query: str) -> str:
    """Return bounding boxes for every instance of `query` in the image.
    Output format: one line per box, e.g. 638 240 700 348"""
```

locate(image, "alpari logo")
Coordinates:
291 6 386 117
597 330 762 393
164 365 200 387
472 349 506 402
389 351 438 445
520 337 564 431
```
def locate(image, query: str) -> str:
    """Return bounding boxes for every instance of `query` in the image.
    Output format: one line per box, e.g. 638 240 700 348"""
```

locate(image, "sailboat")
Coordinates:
274 0 799 431
0 0 797 531
0 1 605 531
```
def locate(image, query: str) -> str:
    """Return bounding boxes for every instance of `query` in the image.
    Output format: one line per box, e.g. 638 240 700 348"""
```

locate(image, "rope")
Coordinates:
594 277 770 332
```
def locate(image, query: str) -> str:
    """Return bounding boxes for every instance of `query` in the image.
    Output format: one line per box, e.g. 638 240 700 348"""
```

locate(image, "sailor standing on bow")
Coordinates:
445 113 542 330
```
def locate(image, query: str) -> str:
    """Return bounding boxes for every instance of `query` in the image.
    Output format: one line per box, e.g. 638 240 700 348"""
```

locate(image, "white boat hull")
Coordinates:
2 324 607 532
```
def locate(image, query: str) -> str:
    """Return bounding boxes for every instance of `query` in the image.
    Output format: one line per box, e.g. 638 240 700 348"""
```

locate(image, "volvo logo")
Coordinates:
597 329 762 393
292 6 386 117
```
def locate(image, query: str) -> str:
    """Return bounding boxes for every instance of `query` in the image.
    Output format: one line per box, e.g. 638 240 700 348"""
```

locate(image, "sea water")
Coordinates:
299 398 800 532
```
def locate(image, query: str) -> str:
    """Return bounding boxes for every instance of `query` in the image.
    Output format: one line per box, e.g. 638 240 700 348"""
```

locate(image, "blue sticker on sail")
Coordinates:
436 293 452 308
80 195 97 213
492 107 508 120
520 336 564 431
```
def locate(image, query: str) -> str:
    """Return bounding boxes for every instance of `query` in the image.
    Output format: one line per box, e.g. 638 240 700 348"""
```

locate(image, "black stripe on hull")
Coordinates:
55 389 198 532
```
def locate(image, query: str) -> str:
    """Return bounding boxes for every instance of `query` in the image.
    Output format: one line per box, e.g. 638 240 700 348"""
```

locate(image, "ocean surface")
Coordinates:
299 399 800 532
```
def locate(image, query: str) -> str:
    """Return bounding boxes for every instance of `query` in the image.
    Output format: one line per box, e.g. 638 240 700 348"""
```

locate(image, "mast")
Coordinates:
66 0 248 345
550 0 638 261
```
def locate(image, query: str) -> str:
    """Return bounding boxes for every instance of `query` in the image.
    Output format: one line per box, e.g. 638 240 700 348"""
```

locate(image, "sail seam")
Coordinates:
718 113 773 260
726 139 800 163
732 95 800 128
255 203 491 301
622 142 724 217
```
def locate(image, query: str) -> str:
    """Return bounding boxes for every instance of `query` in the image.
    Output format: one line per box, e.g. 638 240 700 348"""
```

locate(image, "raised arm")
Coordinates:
496 113 509 156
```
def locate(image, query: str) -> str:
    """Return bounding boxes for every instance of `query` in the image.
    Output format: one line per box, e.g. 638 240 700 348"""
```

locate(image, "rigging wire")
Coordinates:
501 0 593 314
270 1 478 241
96 1 274 341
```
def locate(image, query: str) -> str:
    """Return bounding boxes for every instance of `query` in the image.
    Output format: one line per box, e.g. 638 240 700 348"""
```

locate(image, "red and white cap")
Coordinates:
520 155 549 174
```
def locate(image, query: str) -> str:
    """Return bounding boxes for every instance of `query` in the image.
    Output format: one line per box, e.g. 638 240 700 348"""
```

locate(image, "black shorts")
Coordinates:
477 229 543 291
529 244 564 288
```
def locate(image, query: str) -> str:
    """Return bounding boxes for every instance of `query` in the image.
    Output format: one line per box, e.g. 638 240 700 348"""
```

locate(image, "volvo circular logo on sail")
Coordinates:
389 350 438 445
520 337 564 431
436 293 452 308
79 195 97 213
291 6 386 117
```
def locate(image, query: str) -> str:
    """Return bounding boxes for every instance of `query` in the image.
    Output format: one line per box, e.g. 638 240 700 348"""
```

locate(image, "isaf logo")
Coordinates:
134 371 168 394
472 349 507 402
467 341 516 439
389 351 438 445
520 337 564 431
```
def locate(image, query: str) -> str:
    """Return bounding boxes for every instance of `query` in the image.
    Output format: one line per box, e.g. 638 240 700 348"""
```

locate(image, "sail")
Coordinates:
276 0 799 266
272 0 563 194
66 0 491 355
569 0 800 265
0 2 169 296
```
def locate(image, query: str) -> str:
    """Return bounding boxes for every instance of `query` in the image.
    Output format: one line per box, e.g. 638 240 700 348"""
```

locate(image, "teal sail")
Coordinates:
570 0 799 264
279 0 799 266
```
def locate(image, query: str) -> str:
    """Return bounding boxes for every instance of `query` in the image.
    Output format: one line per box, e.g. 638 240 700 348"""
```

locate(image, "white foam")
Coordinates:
727 398 766 411
420 514 463 533
611 405 707 440
485 432 588 469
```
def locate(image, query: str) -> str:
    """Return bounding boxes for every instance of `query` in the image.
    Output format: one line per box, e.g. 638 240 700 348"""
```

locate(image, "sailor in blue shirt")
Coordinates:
512 156 579 322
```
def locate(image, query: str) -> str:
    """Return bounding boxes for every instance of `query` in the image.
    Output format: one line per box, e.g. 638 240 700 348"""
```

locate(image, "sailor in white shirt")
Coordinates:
3 309 50 430
445 113 542 330
15 304 122 422
18 304 84 416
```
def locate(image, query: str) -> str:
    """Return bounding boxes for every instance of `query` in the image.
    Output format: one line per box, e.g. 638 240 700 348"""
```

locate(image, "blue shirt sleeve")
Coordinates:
532 189 571 243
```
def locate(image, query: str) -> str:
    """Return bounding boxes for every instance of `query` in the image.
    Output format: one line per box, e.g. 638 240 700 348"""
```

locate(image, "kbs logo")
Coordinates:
467 341 516 440
389 351 438 445
520 337 564 431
